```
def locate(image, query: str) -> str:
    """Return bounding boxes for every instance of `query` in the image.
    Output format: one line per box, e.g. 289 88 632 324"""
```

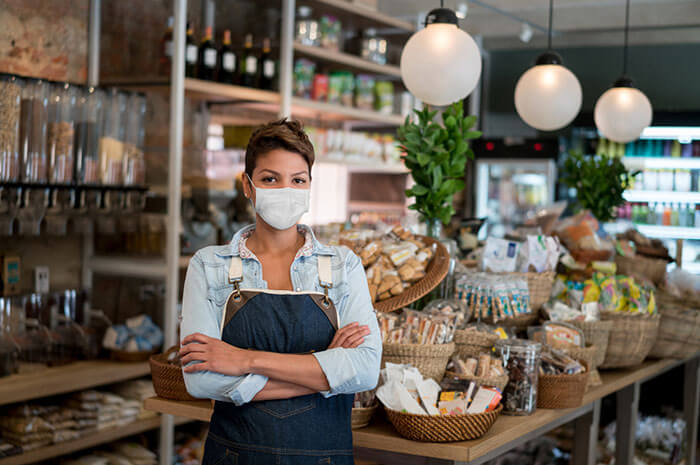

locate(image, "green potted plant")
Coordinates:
560 150 639 223
396 101 481 237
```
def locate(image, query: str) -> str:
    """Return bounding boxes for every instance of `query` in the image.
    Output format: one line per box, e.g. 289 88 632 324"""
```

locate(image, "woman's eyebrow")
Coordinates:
258 169 281 176
292 171 309 176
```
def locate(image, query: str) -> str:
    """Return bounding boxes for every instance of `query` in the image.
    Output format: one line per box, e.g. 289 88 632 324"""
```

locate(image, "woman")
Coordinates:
179 119 382 465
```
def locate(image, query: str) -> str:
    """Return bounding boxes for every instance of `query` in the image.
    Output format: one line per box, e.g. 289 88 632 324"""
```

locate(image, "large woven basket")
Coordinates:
615 255 667 286
149 346 196 401
385 405 502 442
382 342 455 382
351 404 378 429
444 370 508 391
375 236 450 313
599 312 660 369
454 329 499 359
565 319 613 368
537 361 589 409
551 344 599 388
649 292 700 359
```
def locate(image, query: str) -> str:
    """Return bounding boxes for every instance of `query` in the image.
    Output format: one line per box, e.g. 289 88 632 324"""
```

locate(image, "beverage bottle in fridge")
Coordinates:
160 16 174 76
662 203 671 226
259 38 277 90
695 206 700 228
185 23 198 78
679 204 688 227
656 203 665 225
218 30 237 85
639 204 649 224
197 26 218 81
647 203 656 224
240 34 258 88
631 204 640 223
671 203 679 226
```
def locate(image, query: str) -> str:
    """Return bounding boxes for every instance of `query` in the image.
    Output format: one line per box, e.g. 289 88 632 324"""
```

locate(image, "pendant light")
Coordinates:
594 0 652 143
400 0 482 106
514 0 582 131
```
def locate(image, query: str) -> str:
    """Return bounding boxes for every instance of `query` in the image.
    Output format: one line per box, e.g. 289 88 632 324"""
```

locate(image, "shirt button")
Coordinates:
296 287 301 292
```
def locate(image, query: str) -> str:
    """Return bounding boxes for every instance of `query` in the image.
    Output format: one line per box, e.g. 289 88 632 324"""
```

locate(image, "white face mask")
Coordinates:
247 174 310 230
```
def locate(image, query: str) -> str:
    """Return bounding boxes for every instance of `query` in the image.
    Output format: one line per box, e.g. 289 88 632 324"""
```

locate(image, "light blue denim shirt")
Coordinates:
180 224 382 406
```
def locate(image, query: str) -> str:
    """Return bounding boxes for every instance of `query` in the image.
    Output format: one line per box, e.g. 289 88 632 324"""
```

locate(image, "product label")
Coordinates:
204 48 217 67
186 45 197 63
223 52 236 72
165 41 173 57
263 59 275 77
246 56 257 74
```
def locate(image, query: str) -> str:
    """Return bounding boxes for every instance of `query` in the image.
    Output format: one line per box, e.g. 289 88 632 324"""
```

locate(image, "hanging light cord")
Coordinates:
547 0 554 50
622 0 631 75
440 0 444 7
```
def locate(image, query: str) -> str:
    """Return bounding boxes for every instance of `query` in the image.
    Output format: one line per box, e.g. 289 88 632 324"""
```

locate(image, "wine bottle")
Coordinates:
197 26 218 81
218 30 237 84
240 34 258 88
259 38 276 90
185 23 198 78
159 16 174 76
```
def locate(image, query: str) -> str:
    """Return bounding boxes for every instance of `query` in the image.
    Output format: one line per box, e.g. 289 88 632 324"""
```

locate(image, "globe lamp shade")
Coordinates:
594 80 653 143
514 56 582 131
400 10 482 106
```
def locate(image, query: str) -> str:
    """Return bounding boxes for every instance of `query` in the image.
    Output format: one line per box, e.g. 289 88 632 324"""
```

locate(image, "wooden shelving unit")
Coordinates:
306 0 415 33
0 361 150 407
293 42 402 77
0 416 192 465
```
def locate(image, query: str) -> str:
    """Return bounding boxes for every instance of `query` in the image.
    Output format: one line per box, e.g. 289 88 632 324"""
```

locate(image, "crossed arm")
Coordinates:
180 322 370 401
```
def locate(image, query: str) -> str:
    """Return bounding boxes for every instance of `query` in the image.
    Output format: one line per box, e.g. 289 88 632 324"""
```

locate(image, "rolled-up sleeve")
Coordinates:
180 253 268 405
312 252 382 397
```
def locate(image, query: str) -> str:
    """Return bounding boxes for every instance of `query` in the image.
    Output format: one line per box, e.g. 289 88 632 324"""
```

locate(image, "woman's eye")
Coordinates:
293 178 307 184
262 176 276 183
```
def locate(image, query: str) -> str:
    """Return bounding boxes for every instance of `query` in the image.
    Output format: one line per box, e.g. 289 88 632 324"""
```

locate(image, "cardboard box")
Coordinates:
1 256 21 296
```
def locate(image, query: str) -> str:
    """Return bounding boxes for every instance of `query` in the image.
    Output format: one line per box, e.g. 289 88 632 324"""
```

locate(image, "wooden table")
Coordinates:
145 354 700 465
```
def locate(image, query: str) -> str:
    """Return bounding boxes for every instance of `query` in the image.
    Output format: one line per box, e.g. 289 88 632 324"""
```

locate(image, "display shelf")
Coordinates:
0 361 150 406
305 0 415 33
291 97 404 125
605 222 700 240
624 190 700 204
144 397 212 422
0 416 192 465
622 157 700 170
318 158 408 174
348 200 406 212
293 42 402 78
88 256 167 279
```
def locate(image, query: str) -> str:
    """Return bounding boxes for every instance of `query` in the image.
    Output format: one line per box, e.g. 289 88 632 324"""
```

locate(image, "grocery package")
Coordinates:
340 225 434 304
102 314 163 353
377 308 457 344
376 363 501 416
447 354 506 379
528 322 585 348
354 75 375 110
328 71 354 106
583 273 656 315
353 390 377 409
455 273 531 321
602 415 686 465
293 59 316 98
374 81 394 114
539 348 586 375
517 235 560 273
319 15 342 50
481 238 520 272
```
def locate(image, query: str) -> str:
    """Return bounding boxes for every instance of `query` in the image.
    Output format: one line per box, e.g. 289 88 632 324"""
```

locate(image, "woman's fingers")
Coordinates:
343 327 371 348
179 344 207 356
181 333 211 345
180 352 207 364
336 325 369 348
183 361 209 373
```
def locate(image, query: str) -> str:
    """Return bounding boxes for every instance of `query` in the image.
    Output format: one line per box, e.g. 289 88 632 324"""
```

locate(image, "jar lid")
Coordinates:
495 339 541 353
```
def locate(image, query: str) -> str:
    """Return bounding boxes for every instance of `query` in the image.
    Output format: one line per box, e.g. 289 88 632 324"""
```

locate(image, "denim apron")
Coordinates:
202 255 354 465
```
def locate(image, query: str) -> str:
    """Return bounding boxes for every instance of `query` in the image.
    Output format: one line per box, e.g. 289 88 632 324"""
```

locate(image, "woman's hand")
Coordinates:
328 322 370 349
180 333 252 376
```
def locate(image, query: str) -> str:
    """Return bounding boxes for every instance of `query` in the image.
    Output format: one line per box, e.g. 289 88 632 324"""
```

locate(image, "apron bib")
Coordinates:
202 255 354 465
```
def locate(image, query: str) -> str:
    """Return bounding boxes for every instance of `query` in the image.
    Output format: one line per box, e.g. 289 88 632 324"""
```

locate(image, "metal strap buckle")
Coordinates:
321 282 332 308
229 278 242 302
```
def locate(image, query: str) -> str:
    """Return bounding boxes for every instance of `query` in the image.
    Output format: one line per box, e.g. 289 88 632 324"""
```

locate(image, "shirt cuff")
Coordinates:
313 348 358 398
226 373 269 406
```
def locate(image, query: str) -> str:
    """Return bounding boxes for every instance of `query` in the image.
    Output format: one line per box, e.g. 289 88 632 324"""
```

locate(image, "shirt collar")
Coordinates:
216 224 334 258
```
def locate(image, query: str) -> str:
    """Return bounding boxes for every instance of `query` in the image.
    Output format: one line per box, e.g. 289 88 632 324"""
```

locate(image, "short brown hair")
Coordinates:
244 119 315 177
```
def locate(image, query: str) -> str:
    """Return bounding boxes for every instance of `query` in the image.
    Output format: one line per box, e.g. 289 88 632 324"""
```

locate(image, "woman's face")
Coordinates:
243 149 310 205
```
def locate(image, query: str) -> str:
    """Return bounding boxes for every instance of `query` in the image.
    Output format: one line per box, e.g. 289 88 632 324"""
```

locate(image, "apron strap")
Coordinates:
317 255 333 308
228 256 243 302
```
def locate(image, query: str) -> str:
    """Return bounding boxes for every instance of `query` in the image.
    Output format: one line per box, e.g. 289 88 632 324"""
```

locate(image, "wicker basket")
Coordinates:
565 320 612 368
149 346 196 401
615 255 667 286
351 404 378 429
444 370 508 391
552 344 599 388
599 312 660 369
110 349 157 362
454 329 499 359
570 249 613 264
375 237 450 313
382 342 455 382
649 292 700 359
384 405 502 442
537 361 589 409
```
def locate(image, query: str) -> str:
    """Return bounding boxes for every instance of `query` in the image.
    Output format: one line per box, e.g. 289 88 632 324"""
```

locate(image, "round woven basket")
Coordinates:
375 236 450 313
565 319 613 368
649 292 700 359
351 404 378 429
551 344 598 388
149 346 196 401
110 349 157 362
444 370 508 391
537 361 589 409
599 312 660 369
385 404 502 442
382 342 455 382
454 329 499 359
615 255 667 286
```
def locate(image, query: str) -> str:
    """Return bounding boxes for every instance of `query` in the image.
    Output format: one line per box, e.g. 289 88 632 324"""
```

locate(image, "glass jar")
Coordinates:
0 73 22 182
74 86 103 184
123 92 146 186
19 78 49 182
47 82 76 184
361 29 388 65
295 6 320 46
99 88 127 185
496 339 541 415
